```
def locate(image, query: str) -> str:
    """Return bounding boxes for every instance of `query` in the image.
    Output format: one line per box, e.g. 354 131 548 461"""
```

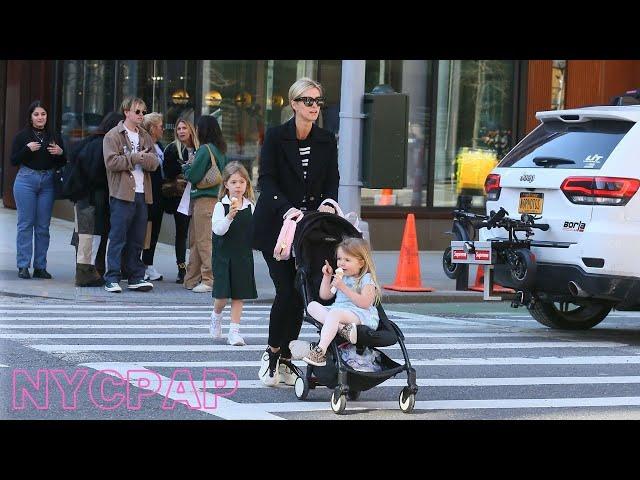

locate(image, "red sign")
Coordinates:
452 250 467 260
475 250 490 261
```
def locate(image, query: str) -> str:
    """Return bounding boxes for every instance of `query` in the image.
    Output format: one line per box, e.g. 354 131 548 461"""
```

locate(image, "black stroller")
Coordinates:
291 211 418 414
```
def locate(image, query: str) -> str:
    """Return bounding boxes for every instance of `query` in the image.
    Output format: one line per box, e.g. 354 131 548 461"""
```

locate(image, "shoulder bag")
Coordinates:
196 144 222 189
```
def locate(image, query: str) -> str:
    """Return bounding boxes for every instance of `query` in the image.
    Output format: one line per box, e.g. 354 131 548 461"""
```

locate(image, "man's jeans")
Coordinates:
105 193 147 283
13 166 55 269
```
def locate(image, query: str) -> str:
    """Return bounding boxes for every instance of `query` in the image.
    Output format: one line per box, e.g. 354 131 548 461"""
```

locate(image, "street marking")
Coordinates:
235 396 640 413
78 362 282 420
0 305 271 310
0 316 269 321
130 355 640 367
0 323 453 331
27 341 625 353
0 363 8 368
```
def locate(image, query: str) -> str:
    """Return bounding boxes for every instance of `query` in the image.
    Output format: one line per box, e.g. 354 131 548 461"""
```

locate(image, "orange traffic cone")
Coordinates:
378 188 394 206
384 214 435 292
468 265 514 293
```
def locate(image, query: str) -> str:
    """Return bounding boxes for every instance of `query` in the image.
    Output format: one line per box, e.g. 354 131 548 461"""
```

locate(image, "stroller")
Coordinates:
291 211 418 414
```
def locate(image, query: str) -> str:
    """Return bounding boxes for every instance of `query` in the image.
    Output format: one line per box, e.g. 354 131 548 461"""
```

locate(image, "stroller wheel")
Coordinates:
331 390 347 414
399 387 416 413
294 375 309 400
347 390 360 401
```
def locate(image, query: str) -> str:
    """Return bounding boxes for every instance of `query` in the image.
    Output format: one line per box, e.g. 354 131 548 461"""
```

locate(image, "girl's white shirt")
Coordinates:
212 194 255 236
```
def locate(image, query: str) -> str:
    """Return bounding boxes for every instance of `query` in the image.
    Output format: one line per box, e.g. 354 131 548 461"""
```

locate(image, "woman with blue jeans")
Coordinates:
10 100 66 279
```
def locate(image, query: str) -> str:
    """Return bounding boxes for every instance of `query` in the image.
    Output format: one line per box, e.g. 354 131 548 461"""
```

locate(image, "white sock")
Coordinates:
213 311 223 321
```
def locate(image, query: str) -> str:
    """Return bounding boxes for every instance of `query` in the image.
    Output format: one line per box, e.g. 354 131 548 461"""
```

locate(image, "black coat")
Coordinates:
252 117 339 252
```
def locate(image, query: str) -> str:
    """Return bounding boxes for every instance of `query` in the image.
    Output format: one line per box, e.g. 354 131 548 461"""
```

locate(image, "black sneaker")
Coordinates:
258 348 281 386
18 268 30 279
32 268 52 279
127 279 153 291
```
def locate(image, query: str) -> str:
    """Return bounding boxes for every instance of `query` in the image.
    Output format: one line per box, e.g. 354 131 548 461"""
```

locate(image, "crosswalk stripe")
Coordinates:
0 316 269 321
0 305 271 310
239 396 640 413
0 363 8 368
28 341 624 352
0 332 552 338
127 355 640 367
0 324 445 331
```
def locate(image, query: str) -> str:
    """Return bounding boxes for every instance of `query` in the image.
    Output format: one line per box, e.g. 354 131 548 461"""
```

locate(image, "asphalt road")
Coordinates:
2 295 640 420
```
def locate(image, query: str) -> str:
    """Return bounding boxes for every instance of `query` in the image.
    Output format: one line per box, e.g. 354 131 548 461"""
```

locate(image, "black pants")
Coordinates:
142 203 164 266
262 251 304 359
173 211 190 265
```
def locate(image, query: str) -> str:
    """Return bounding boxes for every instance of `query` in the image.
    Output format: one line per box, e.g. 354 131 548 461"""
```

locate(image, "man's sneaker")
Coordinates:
338 323 358 344
127 279 153 292
192 283 213 293
258 348 280 386
303 343 327 367
104 282 122 293
279 358 303 386
289 340 312 360
209 312 223 338
144 265 163 281
227 330 246 346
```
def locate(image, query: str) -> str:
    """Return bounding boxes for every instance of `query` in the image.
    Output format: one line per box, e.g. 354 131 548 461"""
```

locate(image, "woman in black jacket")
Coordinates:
253 77 339 387
11 100 67 279
71 112 124 286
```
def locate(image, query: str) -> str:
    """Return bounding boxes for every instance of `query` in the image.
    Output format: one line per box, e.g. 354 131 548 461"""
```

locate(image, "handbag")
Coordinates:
161 174 188 198
196 144 222 189
273 211 303 261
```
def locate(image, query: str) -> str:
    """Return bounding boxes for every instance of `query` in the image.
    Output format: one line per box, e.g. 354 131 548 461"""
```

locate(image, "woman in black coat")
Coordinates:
253 77 339 387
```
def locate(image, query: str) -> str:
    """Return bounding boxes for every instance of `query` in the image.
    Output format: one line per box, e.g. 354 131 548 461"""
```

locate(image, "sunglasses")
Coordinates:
294 96 325 107
131 109 147 115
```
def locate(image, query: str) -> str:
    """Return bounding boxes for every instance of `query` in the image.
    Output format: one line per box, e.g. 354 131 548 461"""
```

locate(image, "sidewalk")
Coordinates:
0 207 507 305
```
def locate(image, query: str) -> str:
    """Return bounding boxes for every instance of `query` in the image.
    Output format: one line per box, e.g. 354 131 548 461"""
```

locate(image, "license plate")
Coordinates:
518 192 544 214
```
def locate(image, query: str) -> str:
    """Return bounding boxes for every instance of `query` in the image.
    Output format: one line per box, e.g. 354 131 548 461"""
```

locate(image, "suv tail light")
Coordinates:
560 177 640 205
484 174 501 200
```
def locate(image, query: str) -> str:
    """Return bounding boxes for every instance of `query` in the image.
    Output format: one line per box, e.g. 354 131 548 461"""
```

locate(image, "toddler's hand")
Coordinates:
227 197 239 219
322 260 333 277
331 274 345 292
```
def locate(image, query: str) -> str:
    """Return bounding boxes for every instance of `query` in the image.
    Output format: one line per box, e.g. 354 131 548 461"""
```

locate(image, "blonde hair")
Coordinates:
142 112 162 133
218 161 255 202
337 237 381 305
171 118 199 162
120 96 146 116
288 77 323 104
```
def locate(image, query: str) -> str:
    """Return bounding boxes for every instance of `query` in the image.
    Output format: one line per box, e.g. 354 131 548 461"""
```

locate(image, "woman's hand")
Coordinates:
322 260 333 277
27 142 41 152
318 205 335 214
47 142 63 156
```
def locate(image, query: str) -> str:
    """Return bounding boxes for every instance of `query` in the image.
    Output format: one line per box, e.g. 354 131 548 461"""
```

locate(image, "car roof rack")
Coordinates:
610 88 640 106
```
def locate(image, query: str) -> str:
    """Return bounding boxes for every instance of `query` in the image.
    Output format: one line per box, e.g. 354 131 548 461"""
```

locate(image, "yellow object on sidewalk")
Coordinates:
456 148 499 193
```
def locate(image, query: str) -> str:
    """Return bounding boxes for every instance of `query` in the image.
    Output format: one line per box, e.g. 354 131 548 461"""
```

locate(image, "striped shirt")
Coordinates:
298 139 311 210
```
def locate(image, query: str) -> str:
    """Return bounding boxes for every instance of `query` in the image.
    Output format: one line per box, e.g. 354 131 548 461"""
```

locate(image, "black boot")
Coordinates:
18 268 30 279
33 268 52 279
176 263 186 284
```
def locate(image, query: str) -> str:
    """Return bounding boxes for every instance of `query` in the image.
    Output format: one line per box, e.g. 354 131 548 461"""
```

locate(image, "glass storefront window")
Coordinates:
361 60 431 208
433 60 515 208
61 60 116 155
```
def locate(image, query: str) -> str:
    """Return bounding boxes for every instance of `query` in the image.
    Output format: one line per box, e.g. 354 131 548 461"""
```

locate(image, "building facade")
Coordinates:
2 59 640 250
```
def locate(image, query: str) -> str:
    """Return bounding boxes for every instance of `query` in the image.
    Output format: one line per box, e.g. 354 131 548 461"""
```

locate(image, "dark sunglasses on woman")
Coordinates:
294 96 325 107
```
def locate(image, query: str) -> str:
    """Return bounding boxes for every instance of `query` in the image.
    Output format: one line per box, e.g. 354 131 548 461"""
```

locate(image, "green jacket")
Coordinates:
183 143 227 199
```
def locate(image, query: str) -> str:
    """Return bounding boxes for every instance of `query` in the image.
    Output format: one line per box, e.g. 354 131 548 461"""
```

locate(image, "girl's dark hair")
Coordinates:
26 100 51 133
196 115 227 154
97 112 124 136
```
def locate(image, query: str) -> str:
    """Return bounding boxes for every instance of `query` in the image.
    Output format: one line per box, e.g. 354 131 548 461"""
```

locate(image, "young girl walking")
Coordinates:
209 161 257 346
293 237 382 366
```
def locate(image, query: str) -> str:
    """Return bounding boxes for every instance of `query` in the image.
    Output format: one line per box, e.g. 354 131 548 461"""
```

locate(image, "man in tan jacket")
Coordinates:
103 96 159 293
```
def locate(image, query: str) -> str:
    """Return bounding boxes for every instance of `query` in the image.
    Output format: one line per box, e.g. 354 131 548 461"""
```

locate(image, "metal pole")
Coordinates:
337 60 369 240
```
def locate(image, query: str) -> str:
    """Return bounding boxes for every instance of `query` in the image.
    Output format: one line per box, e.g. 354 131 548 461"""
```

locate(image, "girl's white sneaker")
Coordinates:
227 331 246 346
209 312 222 338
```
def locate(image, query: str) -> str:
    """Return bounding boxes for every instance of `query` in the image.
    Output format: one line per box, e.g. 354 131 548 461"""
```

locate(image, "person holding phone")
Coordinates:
102 96 159 293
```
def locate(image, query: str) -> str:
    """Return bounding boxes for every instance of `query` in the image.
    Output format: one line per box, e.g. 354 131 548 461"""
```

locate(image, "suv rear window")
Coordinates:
498 119 634 169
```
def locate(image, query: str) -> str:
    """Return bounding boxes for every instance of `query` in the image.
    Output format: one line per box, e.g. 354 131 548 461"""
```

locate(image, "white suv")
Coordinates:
481 105 640 329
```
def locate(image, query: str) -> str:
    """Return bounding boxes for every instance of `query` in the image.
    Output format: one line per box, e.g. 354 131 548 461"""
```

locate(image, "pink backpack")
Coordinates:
273 212 303 261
